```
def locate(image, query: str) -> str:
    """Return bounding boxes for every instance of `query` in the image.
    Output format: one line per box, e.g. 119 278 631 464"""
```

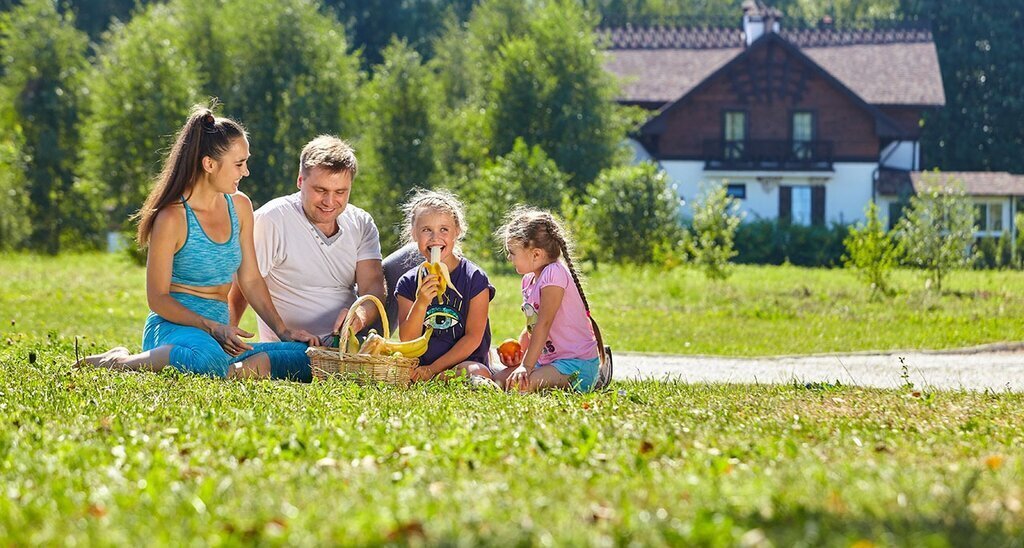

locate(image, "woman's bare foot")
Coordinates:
76 347 131 369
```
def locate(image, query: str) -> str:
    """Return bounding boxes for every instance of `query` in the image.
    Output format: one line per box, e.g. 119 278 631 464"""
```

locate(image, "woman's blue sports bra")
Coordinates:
170 194 242 287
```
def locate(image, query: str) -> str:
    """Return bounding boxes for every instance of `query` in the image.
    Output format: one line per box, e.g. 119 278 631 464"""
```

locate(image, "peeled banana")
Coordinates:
416 246 462 303
356 327 433 358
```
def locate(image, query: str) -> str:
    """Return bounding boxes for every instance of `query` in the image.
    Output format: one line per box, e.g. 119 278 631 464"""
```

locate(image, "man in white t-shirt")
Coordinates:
228 135 385 345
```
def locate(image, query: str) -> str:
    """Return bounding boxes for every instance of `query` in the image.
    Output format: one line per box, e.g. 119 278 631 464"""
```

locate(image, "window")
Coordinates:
792 112 814 159
975 202 1004 232
888 201 906 231
726 183 747 200
724 111 746 159
791 185 812 225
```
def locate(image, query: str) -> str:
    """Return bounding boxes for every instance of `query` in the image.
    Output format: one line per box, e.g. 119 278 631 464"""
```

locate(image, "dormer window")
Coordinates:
792 111 814 159
724 111 747 159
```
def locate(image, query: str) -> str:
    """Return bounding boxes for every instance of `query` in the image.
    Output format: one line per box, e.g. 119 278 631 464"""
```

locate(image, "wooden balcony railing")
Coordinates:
702 139 834 171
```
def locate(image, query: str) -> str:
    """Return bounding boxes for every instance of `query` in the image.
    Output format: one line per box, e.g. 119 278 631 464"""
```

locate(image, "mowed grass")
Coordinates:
1 347 1023 545
4 253 1024 356
3 253 1024 544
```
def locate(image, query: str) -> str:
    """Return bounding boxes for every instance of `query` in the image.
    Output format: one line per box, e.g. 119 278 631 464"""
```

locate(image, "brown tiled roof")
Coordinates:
602 25 945 107
911 171 1024 196
605 48 740 104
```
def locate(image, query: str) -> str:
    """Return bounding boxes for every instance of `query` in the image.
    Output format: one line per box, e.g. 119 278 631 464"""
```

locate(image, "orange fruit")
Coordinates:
497 338 521 362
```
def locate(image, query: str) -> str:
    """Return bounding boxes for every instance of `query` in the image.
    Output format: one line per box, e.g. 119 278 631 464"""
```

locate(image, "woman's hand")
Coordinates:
415 273 439 306
278 328 318 346
410 365 438 383
506 365 530 392
209 324 255 356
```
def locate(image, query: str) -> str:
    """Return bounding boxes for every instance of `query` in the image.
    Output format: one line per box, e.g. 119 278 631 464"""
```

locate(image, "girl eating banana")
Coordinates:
394 189 497 385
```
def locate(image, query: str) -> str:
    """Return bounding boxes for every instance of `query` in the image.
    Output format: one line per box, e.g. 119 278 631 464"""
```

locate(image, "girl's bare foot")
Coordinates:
76 347 131 369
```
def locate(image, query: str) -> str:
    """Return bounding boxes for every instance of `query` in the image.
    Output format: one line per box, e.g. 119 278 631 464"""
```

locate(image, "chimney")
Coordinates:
742 1 782 46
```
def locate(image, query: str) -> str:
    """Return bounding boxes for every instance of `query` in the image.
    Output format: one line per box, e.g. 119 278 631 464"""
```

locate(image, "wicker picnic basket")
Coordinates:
306 295 418 385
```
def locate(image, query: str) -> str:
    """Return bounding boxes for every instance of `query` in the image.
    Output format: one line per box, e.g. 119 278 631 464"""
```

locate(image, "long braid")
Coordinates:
555 236 590 315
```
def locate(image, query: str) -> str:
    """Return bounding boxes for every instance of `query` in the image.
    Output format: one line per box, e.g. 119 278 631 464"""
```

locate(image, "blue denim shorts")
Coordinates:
544 357 600 392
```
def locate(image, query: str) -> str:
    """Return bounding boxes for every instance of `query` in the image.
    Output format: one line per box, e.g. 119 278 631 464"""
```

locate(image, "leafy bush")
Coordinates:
734 220 849 267
582 162 683 264
842 202 899 296
459 138 569 266
975 235 1012 270
688 183 742 280
894 176 977 290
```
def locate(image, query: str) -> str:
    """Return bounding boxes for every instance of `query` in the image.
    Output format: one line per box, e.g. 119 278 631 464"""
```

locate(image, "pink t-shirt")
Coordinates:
521 262 598 364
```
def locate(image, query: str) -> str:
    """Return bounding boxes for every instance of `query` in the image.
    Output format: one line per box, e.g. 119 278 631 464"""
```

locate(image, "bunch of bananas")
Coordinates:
356 327 433 358
416 246 462 303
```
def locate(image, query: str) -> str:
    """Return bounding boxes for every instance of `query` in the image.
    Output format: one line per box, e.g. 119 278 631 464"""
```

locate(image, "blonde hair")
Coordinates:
401 188 469 250
496 205 591 314
298 135 358 177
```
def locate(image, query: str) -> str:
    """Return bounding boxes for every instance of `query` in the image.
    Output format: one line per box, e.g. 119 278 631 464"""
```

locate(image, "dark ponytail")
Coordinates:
133 102 247 246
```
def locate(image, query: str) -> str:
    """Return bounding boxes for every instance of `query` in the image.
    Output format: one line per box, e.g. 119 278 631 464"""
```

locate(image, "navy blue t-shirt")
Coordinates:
395 257 494 367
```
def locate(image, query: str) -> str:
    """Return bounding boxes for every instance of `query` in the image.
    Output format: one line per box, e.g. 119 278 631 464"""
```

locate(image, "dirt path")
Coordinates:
614 343 1024 391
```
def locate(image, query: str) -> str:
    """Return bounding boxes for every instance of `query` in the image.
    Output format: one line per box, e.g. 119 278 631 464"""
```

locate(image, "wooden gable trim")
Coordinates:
640 32 910 140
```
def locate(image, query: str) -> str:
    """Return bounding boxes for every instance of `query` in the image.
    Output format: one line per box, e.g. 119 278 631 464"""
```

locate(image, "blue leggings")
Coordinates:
142 293 311 381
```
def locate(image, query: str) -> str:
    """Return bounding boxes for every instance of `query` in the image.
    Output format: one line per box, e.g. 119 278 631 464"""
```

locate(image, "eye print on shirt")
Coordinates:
424 306 461 331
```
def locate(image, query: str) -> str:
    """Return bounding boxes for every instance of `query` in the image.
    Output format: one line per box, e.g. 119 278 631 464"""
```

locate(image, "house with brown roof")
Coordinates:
603 2 1024 236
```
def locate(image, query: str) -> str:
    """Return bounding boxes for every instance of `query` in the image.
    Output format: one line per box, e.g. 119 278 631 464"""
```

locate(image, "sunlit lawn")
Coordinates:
4 252 1024 356
2 253 1024 545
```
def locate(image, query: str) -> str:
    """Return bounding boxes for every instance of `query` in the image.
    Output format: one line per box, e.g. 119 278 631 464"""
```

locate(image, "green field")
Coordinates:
2 254 1024 544
3 253 1024 356
1 350 1022 545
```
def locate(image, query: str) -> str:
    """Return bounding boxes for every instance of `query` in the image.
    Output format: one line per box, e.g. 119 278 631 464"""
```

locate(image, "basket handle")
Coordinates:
338 294 389 354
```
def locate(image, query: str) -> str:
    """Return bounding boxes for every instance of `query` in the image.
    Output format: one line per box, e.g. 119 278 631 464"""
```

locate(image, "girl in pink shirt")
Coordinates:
493 206 608 393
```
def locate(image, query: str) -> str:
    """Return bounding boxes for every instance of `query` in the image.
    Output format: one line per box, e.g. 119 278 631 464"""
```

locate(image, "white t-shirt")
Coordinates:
252 192 382 341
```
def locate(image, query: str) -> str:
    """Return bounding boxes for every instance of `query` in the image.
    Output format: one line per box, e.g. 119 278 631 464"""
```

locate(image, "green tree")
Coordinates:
0 133 30 249
0 0 99 253
842 201 899 296
215 0 364 206
78 4 201 244
582 162 682 264
360 38 442 253
484 0 628 192
689 183 743 280
894 175 977 291
916 0 1024 174
460 138 569 265
322 0 478 67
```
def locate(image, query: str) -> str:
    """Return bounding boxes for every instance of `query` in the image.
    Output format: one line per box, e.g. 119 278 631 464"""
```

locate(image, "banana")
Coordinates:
379 326 433 358
355 327 433 358
416 246 462 303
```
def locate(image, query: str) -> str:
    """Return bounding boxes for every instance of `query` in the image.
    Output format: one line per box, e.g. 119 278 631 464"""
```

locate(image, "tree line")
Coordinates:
0 0 1020 261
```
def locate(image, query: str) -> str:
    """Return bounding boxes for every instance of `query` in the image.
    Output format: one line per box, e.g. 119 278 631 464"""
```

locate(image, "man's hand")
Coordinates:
332 307 366 336
278 327 318 346
209 324 255 356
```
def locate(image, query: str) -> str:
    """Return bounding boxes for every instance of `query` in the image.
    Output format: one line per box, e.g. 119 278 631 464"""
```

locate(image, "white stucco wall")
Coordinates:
880 141 919 171
660 160 877 225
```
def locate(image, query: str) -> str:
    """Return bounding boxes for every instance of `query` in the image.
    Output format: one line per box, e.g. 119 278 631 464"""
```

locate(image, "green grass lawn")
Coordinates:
3 252 1024 356
1 349 1022 545
3 253 1024 544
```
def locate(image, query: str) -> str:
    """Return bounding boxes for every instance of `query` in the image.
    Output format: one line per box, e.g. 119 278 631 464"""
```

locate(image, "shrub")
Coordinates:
582 162 683 264
460 139 569 266
894 175 977 291
734 220 849 267
688 183 742 280
842 202 899 295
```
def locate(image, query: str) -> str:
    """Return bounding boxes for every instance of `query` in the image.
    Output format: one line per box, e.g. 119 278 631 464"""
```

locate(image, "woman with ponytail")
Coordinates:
79 104 318 379
493 206 609 393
